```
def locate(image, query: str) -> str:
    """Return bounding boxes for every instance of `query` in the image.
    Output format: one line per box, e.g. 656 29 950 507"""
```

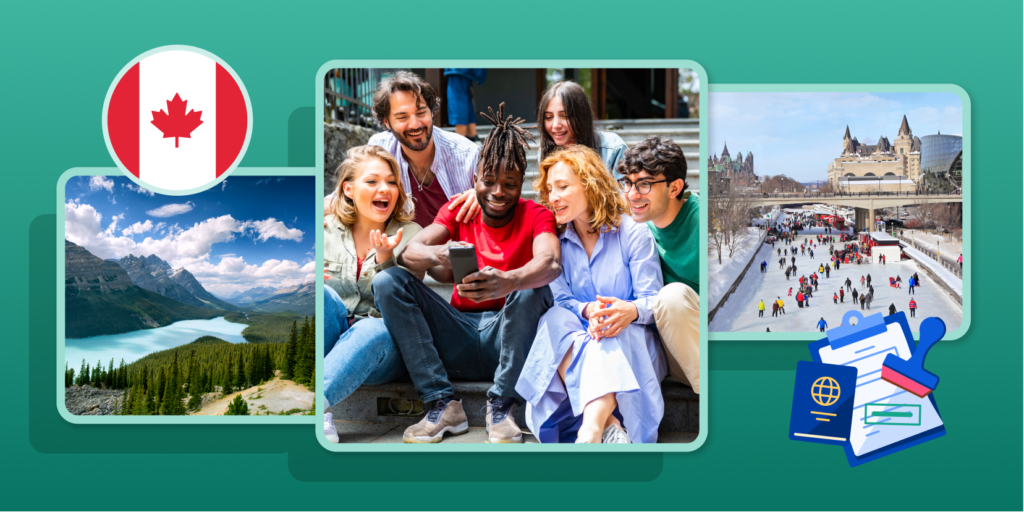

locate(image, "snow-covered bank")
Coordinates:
709 227 764 311
901 245 963 299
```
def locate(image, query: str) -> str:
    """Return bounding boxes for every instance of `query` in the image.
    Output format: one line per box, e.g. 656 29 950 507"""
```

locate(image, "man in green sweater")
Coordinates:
617 136 700 393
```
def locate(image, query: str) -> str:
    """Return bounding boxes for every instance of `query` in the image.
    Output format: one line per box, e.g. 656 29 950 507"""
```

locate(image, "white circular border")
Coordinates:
101 45 254 196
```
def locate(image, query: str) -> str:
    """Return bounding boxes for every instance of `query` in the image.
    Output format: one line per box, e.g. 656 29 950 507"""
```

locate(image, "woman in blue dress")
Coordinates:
516 145 667 444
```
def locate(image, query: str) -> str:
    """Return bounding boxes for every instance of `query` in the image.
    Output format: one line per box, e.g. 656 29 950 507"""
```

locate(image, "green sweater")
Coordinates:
649 192 700 294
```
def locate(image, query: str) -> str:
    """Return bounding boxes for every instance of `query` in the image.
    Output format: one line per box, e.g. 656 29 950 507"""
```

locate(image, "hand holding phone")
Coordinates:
449 243 479 285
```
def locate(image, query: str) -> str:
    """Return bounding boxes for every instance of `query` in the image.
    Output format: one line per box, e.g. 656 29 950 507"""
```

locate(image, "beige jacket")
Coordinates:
324 215 422 319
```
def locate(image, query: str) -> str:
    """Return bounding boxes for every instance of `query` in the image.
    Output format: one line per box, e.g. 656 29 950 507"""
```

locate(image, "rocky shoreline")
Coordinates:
65 385 124 415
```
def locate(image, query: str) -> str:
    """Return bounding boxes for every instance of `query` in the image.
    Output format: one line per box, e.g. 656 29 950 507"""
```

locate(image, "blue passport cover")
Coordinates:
789 361 858 446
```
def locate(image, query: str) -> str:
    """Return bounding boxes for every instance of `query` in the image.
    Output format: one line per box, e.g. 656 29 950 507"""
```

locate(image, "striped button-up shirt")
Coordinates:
367 128 480 216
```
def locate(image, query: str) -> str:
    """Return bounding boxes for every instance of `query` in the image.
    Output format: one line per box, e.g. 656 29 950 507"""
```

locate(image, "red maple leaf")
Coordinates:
151 93 203 148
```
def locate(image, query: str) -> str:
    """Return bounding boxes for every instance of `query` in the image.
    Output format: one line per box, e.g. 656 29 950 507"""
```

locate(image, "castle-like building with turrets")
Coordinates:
827 115 922 191
708 142 758 189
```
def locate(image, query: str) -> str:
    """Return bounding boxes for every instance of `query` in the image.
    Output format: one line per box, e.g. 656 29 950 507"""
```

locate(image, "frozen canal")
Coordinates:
710 225 963 334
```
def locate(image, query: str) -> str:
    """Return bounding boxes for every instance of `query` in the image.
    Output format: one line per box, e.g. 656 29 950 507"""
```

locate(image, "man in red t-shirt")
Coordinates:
373 104 561 444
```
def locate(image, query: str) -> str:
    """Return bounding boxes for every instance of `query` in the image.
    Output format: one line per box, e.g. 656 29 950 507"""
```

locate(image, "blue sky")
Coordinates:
709 92 963 182
65 176 314 296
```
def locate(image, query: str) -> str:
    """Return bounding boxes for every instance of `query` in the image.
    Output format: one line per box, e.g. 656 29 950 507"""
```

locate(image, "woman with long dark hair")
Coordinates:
536 81 629 178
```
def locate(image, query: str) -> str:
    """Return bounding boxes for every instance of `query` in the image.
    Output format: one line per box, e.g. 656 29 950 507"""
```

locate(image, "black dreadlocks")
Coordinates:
478 102 535 178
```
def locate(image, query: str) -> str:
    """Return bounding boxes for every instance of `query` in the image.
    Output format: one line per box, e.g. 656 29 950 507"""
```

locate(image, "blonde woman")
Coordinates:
515 145 666 444
323 145 422 443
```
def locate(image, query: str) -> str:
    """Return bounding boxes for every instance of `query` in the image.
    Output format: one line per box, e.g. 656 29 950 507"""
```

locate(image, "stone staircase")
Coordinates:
330 376 699 439
327 117 702 442
444 118 701 201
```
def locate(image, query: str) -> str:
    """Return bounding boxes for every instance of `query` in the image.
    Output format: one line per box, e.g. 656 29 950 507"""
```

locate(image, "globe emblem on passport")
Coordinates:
811 377 841 407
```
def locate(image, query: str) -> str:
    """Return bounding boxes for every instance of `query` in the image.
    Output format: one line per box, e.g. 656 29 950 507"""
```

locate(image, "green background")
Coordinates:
3 0 1021 510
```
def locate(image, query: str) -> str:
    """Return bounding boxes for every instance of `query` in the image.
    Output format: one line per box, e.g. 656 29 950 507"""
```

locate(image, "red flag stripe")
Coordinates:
216 63 247 176
108 63 140 176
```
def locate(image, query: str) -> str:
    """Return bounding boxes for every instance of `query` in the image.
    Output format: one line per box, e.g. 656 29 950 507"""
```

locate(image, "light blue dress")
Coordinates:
516 214 667 443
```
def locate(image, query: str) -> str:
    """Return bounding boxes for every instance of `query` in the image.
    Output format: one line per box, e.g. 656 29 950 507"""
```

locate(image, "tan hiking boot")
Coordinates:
402 399 469 444
485 397 523 444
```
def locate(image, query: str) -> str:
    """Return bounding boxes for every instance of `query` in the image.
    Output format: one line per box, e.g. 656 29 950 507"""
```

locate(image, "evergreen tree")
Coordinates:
161 351 185 415
262 345 273 382
293 316 316 390
284 320 297 378
77 359 87 386
93 360 102 386
233 349 245 390
118 359 126 389
225 394 249 416
146 373 157 415
222 361 234 396
186 386 202 412
156 368 167 406
131 384 150 415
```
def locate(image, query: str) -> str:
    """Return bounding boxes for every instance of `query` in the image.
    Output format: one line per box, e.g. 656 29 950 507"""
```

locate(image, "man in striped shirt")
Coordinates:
328 71 482 227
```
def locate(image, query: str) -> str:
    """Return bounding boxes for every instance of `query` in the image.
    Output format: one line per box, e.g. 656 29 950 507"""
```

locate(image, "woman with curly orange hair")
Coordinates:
515 145 667 444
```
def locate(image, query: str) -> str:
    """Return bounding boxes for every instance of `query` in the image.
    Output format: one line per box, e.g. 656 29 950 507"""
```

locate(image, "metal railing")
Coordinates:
894 233 962 279
324 68 381 128
731 190 963 200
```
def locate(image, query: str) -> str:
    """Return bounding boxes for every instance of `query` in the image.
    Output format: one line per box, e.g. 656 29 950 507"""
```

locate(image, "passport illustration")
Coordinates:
789 361 857 446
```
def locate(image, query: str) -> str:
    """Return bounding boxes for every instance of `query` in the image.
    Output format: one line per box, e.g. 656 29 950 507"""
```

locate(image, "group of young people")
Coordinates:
322 72 699 445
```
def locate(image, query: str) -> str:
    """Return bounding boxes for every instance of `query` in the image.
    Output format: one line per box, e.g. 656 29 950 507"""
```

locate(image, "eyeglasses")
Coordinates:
618 178 667 194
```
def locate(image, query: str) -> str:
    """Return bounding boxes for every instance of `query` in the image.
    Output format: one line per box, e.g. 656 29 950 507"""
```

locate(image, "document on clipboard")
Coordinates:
809 310 945 466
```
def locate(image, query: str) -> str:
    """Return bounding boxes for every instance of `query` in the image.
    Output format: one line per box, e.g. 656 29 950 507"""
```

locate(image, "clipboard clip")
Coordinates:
827 311 887 350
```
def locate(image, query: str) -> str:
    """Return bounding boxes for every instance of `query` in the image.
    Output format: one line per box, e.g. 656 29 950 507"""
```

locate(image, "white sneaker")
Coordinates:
602 424 631 444
324 411 339 443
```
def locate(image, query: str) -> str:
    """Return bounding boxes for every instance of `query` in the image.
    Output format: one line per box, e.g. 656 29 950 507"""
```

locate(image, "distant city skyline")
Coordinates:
65 176 314 295
709 92 963 182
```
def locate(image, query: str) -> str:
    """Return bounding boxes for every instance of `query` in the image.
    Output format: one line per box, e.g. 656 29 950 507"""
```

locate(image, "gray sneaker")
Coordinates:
602 424 631 444
402 399 469 444
324 411 339 443
485 397 523 443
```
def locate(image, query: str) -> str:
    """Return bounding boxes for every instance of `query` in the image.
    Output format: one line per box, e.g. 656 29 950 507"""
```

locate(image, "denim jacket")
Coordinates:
324 216 422 320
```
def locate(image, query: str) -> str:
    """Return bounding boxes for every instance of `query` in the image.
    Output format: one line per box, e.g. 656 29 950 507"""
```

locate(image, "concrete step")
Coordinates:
330 376 699 434
329 419 698 444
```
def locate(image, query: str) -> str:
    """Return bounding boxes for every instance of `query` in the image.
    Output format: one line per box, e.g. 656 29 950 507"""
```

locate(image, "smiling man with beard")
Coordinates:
373 103 562 444
329 71 483 228
618 135 701 395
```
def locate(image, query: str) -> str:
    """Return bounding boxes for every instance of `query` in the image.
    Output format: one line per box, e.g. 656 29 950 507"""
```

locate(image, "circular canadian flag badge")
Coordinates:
103 46 252 194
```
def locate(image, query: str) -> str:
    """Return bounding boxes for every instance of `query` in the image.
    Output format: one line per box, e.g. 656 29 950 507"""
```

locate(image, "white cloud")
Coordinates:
221 180 228 191
242 218 304 243
122 219 154 236
154 222 166 231
89 176 115 193
122 183 156 196
183 257 315 296
147 201 194 218
65 201 311 295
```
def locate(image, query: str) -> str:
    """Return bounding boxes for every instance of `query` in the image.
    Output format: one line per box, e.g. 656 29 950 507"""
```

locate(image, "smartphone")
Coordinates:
449 244 479 285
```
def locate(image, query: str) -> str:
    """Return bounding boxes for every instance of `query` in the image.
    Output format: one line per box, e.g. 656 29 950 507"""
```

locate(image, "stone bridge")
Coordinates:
740 193 962 230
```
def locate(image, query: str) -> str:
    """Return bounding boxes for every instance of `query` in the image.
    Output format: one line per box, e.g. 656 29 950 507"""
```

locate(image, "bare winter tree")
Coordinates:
708 189 756 265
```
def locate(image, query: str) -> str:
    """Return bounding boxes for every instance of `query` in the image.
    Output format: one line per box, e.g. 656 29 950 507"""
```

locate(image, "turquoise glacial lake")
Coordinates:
64 317 246 369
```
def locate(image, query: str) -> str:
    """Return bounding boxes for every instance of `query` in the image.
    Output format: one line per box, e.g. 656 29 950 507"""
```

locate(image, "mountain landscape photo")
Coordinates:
63 176 317 416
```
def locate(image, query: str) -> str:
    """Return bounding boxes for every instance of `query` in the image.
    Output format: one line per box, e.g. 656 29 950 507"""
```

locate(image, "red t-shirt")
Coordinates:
434 198 556 312
410 176 451 228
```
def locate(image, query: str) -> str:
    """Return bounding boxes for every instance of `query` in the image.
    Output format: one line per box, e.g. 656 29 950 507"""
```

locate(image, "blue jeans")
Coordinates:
446 75 475 125
323 286 406 407
372 266 553 403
